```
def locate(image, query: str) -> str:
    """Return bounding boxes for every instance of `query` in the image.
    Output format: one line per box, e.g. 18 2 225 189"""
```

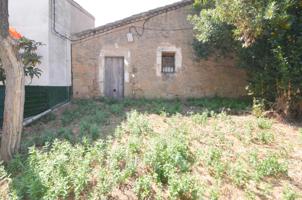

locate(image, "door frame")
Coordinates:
99 49 131 97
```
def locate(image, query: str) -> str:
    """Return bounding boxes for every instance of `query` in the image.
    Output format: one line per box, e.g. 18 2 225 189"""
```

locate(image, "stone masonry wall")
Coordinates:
72 5 247 99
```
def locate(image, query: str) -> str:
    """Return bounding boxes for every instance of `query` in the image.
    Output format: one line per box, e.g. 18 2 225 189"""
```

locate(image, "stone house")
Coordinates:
72 0 247 99
2 0 94 123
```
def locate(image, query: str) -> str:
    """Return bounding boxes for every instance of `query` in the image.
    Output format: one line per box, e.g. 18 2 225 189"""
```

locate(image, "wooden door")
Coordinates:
104 57 124 99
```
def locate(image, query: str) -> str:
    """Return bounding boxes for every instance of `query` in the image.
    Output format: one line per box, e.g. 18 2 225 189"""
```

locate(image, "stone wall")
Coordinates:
72 5 247 99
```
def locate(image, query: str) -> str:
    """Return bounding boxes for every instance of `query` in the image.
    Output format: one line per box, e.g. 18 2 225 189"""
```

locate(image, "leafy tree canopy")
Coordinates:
0 37 43 84
189 0 302 118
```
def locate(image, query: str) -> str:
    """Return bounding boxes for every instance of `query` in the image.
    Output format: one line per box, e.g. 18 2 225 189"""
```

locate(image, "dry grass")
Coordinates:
2 98 302 199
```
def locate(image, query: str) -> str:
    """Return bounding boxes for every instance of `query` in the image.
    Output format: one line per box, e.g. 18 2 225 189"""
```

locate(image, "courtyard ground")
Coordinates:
0 98 301 200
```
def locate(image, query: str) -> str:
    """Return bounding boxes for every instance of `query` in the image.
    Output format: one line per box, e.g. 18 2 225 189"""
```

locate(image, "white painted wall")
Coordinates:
9 0 50 86
69 0 95 34
9 0 95 87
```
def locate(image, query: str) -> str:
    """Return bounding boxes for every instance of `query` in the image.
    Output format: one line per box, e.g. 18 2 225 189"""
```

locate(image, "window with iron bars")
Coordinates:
161 52 176 73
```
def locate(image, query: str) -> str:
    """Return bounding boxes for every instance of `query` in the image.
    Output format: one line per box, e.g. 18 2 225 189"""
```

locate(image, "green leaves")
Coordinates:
0 37 43 84
190 0 302 117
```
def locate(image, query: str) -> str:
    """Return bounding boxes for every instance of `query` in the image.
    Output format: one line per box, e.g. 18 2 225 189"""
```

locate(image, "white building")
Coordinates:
5 0 95 118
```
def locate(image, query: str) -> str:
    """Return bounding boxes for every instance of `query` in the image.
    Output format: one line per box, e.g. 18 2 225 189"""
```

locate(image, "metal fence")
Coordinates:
0 86 71 127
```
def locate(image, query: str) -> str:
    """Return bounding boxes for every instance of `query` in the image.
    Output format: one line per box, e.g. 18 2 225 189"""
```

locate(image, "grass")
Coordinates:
0 97 301 200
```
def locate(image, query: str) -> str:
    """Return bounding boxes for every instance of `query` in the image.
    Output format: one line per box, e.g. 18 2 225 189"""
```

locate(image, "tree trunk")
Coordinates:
0 38 25 162
0 0 25 162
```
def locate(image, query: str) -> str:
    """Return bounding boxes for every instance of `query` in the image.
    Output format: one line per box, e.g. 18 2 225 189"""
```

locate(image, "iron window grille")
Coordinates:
162 52 176 73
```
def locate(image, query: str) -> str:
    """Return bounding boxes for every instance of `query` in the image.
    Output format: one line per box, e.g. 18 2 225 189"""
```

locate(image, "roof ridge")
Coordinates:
73 0 193 39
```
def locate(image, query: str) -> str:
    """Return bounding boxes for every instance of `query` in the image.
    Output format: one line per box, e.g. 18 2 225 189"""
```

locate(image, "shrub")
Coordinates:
93 109 109 124
108 104 124 115
61 109 79 126
190 0 302 118
186 97 250 112
0 163 11 200
204 148 226 179
144 131 192 184
57 127 74 142
257 118 273 129
254 155 288 180
121 111 152 135
168 173 200 200
12 140 103 199
134 175 153 200
255 131 275 144
96 168 115 197
209 187 220 200
191 112 208 125
252 98 265 117
79 120 100 141
228 162 249 188
283 186 298 200
107 143 137 184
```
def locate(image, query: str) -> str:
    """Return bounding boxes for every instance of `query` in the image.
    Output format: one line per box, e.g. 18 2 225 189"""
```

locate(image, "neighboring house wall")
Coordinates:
72 4 247 99
9 0 94 87
69 0 95 33
2 0 94 123
49 0 95 87
9 0 50 86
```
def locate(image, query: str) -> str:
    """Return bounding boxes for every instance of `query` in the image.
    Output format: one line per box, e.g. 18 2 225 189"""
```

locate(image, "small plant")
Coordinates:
228 162 249 188
109 104 124 115
255 131 275 144
96 168 115 196
5 98 302 199
167 173 200 200
282 185 298 200
186 97 250 112
257 118 273 129
209 187 220 200
122 111 152 135
57 127 74 141
127 136 141 154
7 154 25 176
144 131 191 184
149 100 182 115
23 130 57 149
245 189 256 200
191 111 208 125
79 120 100 141
0 163 11 200
254 155 288 180
61 109 78 126
204 148 226 179
252 98 265 117
94 110 109 124
134 175 153 200
13 140 96 199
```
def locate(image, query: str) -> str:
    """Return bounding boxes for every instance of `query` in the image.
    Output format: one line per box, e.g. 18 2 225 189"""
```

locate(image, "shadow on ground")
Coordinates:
20 97 251 152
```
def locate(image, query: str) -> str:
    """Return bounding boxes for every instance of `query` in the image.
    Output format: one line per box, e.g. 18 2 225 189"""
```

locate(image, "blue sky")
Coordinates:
75 0 180 26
